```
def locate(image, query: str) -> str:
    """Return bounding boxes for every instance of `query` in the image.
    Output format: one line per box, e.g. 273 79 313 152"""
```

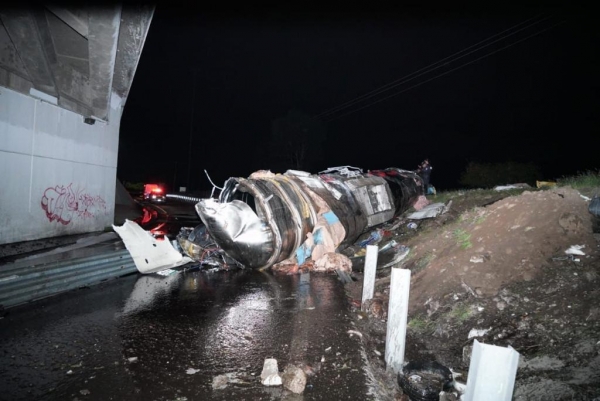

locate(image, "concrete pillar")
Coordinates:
0 86 121 244
88 5 122 120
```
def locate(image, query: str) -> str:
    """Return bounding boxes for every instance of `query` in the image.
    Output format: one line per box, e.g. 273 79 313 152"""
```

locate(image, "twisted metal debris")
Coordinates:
194 167 423 270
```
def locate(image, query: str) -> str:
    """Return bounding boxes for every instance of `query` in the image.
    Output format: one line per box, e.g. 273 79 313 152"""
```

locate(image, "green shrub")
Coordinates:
453 229 472 249
408 316 435 333
557 170 600 189
450 303 472 322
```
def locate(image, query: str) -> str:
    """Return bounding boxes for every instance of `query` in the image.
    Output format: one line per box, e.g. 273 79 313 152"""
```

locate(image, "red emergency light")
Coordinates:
144 184 163 196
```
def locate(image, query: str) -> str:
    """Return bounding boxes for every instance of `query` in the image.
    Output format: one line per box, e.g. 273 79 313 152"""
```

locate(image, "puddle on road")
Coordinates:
0 269 369 400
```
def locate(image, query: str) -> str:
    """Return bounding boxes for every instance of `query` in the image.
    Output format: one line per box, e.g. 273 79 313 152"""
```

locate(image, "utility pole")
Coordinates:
187 69 197 192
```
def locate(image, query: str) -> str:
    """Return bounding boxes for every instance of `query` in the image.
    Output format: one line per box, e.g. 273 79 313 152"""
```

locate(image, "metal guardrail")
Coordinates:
166 194 203 203
0 249 137 309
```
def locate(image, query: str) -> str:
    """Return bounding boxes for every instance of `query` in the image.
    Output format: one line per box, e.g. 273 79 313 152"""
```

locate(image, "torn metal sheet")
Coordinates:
494 184 531 191
407 202 449 220
176 225 242 269
113 219 192 274
565 244 585 255
368 168 424 217
195 167 423 270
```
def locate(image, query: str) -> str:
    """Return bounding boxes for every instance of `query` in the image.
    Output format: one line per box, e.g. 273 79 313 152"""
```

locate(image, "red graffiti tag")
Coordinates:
41 184 107 225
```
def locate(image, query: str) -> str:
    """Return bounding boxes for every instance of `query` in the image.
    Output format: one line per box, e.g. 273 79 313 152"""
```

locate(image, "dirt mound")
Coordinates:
407 187 597 312
345 186 600 400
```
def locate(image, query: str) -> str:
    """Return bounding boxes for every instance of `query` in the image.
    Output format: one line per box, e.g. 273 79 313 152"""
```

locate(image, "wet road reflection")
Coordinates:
0 269 370 400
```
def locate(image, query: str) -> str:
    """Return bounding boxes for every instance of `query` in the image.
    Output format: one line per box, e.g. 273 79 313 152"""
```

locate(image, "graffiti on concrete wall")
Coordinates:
41 184 108 225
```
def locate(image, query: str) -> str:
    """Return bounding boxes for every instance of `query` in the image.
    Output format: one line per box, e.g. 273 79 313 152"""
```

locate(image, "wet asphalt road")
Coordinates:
0 268 372 400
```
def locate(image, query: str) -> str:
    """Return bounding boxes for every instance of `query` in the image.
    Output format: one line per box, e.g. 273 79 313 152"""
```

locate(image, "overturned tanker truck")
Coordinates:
193 167 424 270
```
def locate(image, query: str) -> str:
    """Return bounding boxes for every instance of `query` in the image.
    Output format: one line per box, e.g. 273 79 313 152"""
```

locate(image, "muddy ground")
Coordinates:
343 185 600 400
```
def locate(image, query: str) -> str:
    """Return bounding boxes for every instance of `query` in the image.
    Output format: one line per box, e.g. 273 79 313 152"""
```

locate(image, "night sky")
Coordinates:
118 5 599 192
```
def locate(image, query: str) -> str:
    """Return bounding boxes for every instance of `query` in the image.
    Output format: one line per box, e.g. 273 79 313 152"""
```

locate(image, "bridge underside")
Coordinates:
0 4 153 121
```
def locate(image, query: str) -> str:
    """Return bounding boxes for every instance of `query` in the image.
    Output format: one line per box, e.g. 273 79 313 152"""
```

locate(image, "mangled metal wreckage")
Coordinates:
181 167 424 271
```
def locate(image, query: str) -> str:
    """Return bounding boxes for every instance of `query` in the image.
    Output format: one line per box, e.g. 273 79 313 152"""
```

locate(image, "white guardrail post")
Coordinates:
463 339 520 400
385 267 411 373
361 245 378 311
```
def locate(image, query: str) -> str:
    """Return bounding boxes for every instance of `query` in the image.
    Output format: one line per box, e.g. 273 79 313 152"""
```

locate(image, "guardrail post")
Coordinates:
385 267 411 373
361 245 378 311
463 340 520 400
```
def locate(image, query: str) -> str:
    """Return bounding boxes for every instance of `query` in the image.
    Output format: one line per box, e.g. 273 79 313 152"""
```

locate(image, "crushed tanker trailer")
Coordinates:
194 167 424 270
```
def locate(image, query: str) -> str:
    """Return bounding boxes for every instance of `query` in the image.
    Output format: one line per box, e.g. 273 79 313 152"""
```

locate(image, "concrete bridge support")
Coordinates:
0 4 153 244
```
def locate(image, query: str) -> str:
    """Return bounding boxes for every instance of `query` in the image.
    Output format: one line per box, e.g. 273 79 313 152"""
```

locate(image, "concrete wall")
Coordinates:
0 86 123 244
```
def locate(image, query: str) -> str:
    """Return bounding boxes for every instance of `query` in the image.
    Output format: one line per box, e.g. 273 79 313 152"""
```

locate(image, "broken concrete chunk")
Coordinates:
282 365 307 394
262 374 282 386
467 328 491 339
212 374 228 390
261 358 282 386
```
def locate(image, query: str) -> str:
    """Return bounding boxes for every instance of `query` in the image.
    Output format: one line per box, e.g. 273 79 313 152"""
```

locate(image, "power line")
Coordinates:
322 19 567 123
315 14 550 119
313 13 551 120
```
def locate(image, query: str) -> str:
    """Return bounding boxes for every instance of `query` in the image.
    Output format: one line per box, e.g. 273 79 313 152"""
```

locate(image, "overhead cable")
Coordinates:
313 13 552 120
321 19 567 123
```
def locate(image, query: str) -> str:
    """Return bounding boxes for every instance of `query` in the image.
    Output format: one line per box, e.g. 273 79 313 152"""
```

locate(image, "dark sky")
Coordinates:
118 5 599 191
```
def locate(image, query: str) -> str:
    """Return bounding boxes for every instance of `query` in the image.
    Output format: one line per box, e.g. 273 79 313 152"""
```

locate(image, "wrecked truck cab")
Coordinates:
195 167 423 270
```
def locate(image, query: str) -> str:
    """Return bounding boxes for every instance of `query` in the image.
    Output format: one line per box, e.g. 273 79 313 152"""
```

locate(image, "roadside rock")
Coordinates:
281 364 307 394
212 374 228 390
